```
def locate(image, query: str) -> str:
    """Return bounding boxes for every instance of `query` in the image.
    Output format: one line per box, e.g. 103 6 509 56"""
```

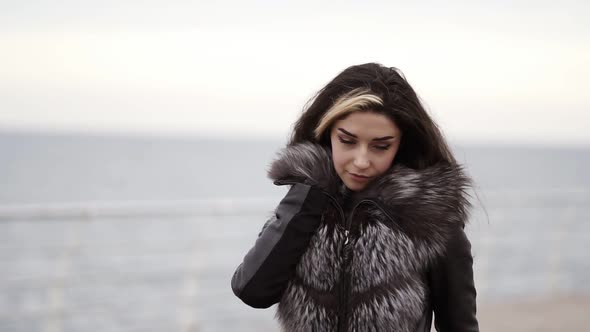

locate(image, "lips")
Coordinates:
348 172 371 181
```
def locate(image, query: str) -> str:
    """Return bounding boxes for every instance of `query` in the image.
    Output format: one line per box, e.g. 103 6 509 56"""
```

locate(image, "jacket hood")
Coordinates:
267 142 472 233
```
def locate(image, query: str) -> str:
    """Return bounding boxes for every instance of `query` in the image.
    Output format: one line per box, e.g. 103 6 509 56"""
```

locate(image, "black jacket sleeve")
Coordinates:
231 183 328 308
429 227 480 332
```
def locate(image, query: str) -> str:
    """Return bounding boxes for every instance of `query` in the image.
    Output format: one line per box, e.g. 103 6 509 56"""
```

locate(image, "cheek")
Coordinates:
374 151 397 173
331 146 349 172
374 159 390 173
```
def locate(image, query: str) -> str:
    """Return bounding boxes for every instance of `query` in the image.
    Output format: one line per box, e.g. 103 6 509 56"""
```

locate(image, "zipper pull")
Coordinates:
343 229 350 245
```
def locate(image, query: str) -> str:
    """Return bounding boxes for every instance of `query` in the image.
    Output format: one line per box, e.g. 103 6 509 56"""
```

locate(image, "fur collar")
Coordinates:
267 142 472 234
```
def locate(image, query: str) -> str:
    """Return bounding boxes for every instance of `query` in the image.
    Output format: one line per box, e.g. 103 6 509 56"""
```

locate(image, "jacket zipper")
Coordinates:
339 224 353 332
335 199 374 332
279 183 382 331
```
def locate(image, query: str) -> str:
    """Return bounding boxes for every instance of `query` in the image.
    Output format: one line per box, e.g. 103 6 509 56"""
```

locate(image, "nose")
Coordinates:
352 148 370 170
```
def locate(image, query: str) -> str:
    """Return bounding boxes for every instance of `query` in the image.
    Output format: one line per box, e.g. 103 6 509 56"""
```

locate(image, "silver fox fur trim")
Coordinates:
268 142 472 332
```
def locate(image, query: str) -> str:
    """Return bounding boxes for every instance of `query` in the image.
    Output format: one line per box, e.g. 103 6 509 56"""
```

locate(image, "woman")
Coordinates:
231 63 479 332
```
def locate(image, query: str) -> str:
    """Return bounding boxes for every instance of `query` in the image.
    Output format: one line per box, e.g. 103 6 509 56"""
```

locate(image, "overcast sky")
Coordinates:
1 1 589 145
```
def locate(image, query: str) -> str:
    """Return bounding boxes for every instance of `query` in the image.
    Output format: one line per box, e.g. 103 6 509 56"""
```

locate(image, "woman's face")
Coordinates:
329 111 401 191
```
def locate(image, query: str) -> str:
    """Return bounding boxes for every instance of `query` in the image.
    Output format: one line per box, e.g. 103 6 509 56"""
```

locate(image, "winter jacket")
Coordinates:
231 143 479 332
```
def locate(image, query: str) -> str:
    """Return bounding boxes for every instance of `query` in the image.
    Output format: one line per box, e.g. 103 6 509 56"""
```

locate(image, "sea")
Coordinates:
1 130 589 332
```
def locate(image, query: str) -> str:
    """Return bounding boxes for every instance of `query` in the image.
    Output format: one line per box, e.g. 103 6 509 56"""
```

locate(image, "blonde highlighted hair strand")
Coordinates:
313 88 383 141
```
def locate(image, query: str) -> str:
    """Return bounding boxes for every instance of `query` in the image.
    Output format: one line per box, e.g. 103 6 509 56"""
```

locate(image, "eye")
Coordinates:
338 137 355 145
374 145 391 151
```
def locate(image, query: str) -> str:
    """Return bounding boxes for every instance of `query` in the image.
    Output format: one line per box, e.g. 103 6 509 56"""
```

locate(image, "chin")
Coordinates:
343 181 367 192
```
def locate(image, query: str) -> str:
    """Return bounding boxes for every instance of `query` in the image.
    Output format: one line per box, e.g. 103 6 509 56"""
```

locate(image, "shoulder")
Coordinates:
432 226 473 269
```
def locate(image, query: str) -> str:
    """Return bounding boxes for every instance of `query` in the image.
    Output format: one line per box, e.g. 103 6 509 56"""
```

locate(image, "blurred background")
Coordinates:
1 1 589 331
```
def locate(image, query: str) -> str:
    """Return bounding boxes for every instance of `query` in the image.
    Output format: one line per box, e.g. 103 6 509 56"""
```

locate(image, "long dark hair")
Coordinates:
289 63 456 170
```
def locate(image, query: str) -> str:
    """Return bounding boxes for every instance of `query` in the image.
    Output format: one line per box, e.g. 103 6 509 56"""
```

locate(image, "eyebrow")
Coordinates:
338 128 395 141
